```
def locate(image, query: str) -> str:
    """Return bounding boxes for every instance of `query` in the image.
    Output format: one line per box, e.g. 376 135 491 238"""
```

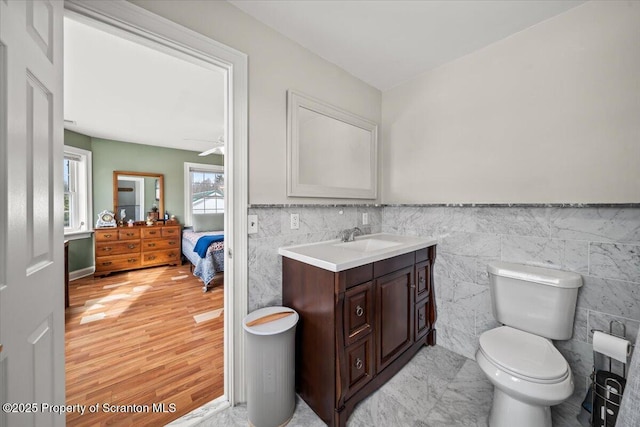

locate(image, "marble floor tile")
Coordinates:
188 345 584 427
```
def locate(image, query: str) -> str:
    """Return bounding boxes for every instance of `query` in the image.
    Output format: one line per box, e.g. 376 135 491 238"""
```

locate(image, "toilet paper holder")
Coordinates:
588 320 633 427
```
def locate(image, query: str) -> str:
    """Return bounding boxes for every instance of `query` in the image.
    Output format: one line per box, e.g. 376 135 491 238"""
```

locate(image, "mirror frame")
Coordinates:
287 90 378 199
113 170 164 221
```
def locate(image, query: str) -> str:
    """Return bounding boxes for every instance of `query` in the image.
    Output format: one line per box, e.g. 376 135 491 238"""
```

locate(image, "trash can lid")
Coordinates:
243 306 299 335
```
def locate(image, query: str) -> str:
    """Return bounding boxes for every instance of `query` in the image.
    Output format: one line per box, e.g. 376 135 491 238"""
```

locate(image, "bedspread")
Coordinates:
182 229 224 288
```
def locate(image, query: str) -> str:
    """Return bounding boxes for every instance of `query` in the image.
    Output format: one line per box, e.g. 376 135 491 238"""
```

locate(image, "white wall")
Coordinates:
130 0 382 205
382 1 640 204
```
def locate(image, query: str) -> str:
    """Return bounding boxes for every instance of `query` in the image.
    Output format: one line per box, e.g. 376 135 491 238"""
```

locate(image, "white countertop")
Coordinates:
278 233 437 272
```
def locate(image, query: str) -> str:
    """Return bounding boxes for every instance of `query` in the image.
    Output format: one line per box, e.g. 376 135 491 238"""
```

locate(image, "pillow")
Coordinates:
192 213 224 232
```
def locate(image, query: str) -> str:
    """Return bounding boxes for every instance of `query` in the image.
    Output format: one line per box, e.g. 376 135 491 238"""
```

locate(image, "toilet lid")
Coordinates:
479 326 568 382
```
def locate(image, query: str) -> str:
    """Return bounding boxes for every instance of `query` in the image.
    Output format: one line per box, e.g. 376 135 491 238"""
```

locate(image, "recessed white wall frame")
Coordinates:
287 90 378 199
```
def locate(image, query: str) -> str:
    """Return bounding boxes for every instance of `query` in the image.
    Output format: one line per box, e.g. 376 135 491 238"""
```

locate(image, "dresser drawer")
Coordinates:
142 249 180 266
343 334 374 400
95 254 141 273
140 227 162 239
142 238 180 251
343 281 373 346
118 228 140 240
95 229 119 241
161 226 181 238
96 241 141 256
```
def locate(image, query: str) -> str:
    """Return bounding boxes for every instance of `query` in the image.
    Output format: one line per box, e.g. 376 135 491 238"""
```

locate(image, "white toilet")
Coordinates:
476 261 583 427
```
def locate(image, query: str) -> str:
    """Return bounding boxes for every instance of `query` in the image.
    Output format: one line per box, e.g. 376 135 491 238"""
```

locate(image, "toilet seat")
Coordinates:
479 326 569 384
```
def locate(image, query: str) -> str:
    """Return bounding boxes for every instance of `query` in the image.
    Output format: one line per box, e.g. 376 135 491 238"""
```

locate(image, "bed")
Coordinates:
182 213 225 291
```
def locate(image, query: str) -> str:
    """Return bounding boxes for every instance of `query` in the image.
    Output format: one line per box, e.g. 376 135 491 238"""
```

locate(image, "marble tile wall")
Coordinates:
247 206 382 311
382 206 640 405
248 205 640 407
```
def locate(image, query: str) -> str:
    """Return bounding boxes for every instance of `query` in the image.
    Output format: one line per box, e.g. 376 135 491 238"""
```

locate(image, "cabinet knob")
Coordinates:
104 234 112 238
419 276 425 283
102 261 112 266
148 243 156 247
419 312 425 320
128 244 136 249
355 358 363 370
128 258 136 263
355 305 364 317
148 255 156 260
103 247 112 252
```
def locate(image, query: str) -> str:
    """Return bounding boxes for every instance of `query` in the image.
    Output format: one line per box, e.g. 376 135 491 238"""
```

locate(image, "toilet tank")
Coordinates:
487 261 583 340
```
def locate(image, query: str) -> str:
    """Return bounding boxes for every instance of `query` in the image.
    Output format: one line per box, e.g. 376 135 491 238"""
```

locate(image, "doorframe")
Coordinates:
64 0 249 408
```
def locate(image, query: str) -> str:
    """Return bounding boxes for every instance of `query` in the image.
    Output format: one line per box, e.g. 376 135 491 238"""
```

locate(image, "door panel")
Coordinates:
375 267 414 373
0 1 64 426
26 72 54 273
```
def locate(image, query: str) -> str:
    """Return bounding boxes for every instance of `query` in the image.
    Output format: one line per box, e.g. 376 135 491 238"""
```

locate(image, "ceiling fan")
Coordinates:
195 135 225 156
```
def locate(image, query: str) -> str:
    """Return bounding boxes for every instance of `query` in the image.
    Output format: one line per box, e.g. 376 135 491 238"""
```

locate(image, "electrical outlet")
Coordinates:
362 213 369 225
248 214 258 234
290 213 299 230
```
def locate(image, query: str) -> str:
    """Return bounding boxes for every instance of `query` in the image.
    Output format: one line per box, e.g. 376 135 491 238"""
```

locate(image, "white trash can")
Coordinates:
243 306 299 427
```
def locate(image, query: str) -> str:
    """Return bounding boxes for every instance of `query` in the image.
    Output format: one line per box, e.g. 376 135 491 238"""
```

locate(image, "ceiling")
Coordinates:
64 1 585 151
63 17 225 153
229 0 585 91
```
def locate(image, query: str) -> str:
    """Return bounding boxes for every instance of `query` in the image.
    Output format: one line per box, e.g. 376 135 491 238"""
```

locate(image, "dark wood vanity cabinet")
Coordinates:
282 245 437 427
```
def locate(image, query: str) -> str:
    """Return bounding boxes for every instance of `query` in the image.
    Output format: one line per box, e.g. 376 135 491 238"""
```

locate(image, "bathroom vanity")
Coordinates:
279 234 437 427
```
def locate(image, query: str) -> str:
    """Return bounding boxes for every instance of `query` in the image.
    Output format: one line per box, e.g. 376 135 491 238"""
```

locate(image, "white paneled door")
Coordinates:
0 1 65 426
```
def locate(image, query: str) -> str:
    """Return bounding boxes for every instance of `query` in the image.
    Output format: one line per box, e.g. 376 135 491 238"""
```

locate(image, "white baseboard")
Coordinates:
69 266 95 281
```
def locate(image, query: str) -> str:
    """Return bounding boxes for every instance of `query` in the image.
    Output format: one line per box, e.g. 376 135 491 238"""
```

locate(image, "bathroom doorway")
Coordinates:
64 0 248 421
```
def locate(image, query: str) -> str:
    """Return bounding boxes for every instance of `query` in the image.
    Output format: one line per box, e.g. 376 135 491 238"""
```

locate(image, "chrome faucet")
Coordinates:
339 227 363 242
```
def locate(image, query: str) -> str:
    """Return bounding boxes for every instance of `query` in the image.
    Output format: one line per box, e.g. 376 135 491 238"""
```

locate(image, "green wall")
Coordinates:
64 130 94 272
63 130 223 274
92 137 222 222
64 129 92 151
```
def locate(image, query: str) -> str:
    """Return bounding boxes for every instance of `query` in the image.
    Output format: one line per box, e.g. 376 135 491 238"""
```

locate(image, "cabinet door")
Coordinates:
375 266 414 373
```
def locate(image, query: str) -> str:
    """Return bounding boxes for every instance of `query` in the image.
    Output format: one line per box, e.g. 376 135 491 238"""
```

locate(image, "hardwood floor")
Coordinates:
65 265 224 426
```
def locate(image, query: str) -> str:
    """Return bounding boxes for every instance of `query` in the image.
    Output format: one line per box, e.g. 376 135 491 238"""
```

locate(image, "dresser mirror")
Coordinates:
287 90 378 199
113 171 164 222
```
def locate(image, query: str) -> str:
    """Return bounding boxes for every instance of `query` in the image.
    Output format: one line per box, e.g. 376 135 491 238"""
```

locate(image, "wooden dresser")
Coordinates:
94 224 181 277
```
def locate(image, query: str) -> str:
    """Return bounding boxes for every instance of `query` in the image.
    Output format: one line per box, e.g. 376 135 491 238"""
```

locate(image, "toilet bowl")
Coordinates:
476 327 574 427
477 262 583 427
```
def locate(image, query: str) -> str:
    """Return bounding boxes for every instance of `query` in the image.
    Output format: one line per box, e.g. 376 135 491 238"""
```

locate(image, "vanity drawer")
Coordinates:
142 239 180 251
343 334 374 400
415 298 431 341
140 227 162 239
343 281 374 346
373 252 414 277
118 228 140 240
95 229 118 242
161 226 181 237
142 249 180 266
96 241 141 256
95 254 141 273
344 263 373 289
415 261 431 302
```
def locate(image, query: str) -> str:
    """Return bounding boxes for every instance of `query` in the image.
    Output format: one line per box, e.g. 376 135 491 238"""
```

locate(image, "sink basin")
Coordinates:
278 233 437 272
333 238 403 252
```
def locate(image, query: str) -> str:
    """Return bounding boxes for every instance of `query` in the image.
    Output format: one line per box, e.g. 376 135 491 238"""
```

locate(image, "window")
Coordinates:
184 162 224 226
64 146 92 239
